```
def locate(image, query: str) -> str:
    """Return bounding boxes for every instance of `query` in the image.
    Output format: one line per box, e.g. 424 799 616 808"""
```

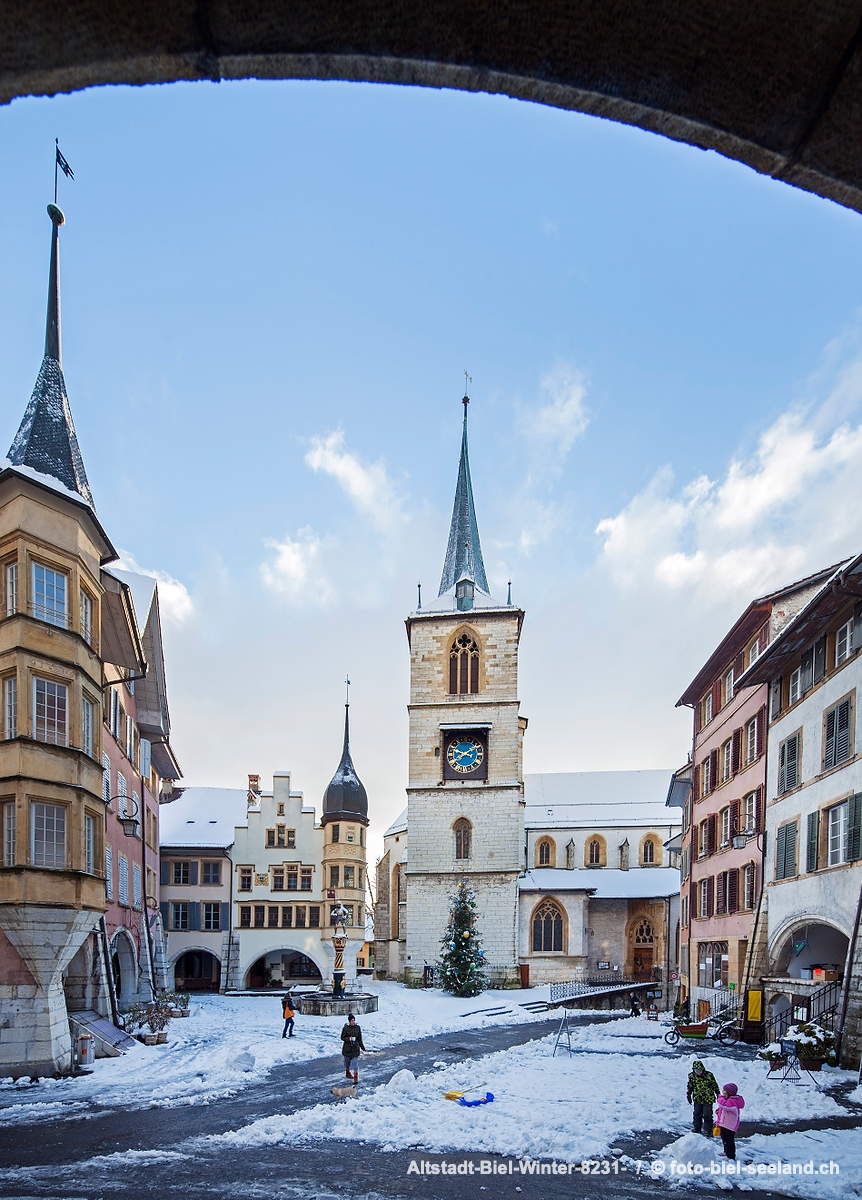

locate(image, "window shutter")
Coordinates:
778 740 787 793
712 679 722 714
220 902 230 930
160 860 170 886
786 735 798 790
709 749 718 792
706 876 714 917
756 705 766 757
692 764 700 798
189 901 200 931
770 677 782 720
727 868 739 914
754 786 764 833
806 811 819 873
775 823 787 880
694 703 702 735
731 728 741 774
785 822 797 877
800 648 814 694
707 814 717 854
734 651 744 676
854 602 862 655
189 861 199 886
730 799 740 835
159 900 169 929
847 794 862 862
836 699 851 764
716 872 726 913
824 707 836 769
759 626 769 652
813 637 826 683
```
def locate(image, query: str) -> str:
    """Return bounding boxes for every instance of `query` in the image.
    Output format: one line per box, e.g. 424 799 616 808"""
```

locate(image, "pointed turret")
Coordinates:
322 697 369 825
438 396 489 600
7 205 94 508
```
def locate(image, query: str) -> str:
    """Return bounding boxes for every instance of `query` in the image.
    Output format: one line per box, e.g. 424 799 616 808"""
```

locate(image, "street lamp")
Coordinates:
106 795 140 838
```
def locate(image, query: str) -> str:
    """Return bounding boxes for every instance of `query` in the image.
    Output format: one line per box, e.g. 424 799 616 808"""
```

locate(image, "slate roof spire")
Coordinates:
438 395 489 597
7 204 94 508
322 681 369 825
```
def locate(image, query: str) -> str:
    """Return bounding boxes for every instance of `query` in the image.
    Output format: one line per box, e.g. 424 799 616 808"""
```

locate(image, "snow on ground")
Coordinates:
655 1128 862 1197
0 981 556 1122
206 1016 852 1171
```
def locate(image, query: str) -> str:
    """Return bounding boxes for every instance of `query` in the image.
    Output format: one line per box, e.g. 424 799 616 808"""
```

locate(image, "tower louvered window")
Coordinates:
449 634 480 694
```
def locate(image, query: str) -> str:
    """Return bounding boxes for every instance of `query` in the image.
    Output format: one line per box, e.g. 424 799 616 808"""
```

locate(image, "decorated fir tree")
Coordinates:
438 881 487 997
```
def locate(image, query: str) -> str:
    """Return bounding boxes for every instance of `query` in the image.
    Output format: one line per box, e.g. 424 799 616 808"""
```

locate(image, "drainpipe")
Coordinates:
99 916 121 1029
224 845 234 992
665 896 671 1010
835 875 862 1063
140 773 157 1000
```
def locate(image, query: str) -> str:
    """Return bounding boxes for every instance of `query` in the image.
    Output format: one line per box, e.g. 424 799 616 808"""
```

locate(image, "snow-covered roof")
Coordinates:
159 787 248 848
384 807 408 837
524 770 678 828
520 867 680 899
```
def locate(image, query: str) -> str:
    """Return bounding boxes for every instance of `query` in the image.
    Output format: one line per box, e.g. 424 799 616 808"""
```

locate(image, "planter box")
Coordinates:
766 1059 787 1072
178 1009 190 1017
798 1057 823 1071
156 1032 168 1044
169 1009 183 1018
141 1034 158 1046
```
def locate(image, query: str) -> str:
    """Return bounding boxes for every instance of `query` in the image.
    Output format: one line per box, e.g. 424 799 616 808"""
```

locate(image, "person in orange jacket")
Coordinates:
281 992 296 1038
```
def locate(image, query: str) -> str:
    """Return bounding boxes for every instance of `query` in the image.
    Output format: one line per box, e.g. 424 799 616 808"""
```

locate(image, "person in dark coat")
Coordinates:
340 1013 366 1083
630 993 641 1017
281 993 296 1038
686 1059 720 1135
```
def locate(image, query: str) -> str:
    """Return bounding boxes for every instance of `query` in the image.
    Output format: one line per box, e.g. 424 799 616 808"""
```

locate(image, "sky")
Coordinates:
4 78 862 862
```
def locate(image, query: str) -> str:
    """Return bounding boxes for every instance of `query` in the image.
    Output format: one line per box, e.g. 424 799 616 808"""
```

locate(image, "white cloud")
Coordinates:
596 380 862 606
114 552 193 625
260 527 334 605
521 366 590 465
305 430 403 530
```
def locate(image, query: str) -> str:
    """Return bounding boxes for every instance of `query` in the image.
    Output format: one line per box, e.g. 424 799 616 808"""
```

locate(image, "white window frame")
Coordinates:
743 862 756 910
82 695 94 758
746 716 757 763
139 738 151 780
743 790 757 833
704 692 713 724
84 812 95 875
203 902 220 931
749 638 761 667
33 677 68 746
31 801 66 869
698 821 707 857
701 757 711 796
722 739 732 782
79 589 93 646
828 801 848 866
171 901 188 930
699 878 709 917
4 675 17 739
720 807 730 846
725 667 735 703
836 619 854 667
32 563 68 627
3 801 15 867
6 561 18 616
789 667 801 706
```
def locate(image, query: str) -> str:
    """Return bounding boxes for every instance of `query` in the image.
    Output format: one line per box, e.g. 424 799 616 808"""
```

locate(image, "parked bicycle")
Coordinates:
664 1014 741 1047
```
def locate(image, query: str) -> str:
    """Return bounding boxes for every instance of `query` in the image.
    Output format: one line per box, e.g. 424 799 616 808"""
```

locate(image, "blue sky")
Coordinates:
3 79 862 852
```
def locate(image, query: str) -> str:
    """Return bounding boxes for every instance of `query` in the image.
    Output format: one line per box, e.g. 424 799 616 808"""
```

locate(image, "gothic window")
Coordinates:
532 900 564 953
585 834 606 867
536 837 555 867
454 818 472 859
634 918 654 945
449 633 480 695
643 839 655 863
641 836 661 866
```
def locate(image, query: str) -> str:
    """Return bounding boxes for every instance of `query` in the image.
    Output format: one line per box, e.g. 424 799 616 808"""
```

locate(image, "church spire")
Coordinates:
438 395 489 598
7 204 94 508
322 680 369 825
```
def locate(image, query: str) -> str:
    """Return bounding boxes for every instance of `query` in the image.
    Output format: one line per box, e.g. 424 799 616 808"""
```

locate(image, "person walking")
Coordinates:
715 1082 745 1160
630 993 641 1017
340 1013 366 1084
686 1059 720 1135
281 992 296 1038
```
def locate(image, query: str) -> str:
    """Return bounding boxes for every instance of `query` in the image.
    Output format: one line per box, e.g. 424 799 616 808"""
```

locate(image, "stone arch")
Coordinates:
535 836 556 867
241 944 328 988
624 909 660 981
110 927 138 1005
639 832 663 866
584 834 607 867
767 915 850 978
530 897 566 954
6 9 862 215
169 945 223 991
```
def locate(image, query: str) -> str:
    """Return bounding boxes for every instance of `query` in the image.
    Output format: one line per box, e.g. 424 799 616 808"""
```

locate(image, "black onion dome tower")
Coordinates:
322 694 369 826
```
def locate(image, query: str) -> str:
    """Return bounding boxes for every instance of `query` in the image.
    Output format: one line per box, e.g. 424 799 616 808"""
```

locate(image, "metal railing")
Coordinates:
762 978 842 1045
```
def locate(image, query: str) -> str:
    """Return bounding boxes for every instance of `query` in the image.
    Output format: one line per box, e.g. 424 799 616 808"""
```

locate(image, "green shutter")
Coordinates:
785 822 797 876
806 811 819 872
847 794 862 862
775 823 787 880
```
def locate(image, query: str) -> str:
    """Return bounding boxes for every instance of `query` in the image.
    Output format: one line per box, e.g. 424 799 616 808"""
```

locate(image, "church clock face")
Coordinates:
443 732 488 780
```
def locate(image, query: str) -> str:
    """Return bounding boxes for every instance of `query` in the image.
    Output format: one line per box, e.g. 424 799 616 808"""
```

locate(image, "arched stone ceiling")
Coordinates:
5 2 862 214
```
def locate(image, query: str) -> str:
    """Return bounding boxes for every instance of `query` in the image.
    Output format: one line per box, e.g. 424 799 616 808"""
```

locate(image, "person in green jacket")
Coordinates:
686 1060 720 1135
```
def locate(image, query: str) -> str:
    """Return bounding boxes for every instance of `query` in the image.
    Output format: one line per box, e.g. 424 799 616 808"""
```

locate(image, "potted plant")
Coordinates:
176 992 190 1016
123 1003 150 1043
145 1000 172 1045
758 1042 787 1072
784 1023 836 1071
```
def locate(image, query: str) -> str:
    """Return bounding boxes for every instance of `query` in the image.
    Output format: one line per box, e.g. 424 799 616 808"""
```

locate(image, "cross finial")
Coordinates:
345 677 350 707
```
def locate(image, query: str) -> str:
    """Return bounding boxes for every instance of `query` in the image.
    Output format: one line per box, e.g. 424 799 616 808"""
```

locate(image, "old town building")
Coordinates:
674 568 837 1021
0 204 179 1077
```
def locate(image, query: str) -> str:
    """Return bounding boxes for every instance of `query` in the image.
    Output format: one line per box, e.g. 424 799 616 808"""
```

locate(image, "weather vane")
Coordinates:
464 370 472 395
53 139 74 205
345 676 350 706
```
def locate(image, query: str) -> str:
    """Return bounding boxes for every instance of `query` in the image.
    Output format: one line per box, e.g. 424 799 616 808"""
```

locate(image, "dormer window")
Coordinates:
456 577 475 611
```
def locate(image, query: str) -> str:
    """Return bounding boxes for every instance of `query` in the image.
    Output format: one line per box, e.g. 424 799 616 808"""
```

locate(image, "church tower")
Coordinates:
403 397 526 985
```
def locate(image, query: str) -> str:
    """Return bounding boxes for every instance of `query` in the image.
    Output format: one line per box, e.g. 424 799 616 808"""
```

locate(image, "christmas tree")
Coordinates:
438 881 487 997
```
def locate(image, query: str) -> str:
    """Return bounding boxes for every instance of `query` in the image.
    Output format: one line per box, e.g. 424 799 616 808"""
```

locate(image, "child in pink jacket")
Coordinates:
715 1082 745 1159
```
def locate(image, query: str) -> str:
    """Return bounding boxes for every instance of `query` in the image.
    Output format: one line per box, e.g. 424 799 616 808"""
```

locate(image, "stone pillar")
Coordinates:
0 906 98 1078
